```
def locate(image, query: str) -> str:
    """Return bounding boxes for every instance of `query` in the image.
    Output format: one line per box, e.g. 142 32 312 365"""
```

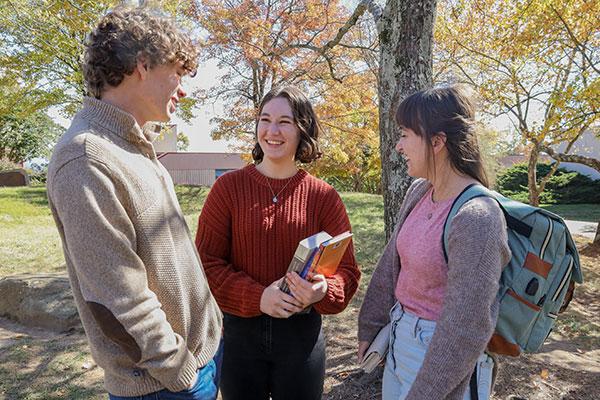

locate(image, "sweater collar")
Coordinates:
79 97 162 145
245 164 308 189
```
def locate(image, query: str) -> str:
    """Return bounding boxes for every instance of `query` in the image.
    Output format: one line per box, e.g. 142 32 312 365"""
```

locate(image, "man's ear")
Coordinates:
135 57 149 80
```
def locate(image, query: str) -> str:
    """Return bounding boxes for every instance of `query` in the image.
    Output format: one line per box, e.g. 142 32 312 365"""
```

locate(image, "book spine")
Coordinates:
280 255 305 293
280 247 319 293
300 245 324 279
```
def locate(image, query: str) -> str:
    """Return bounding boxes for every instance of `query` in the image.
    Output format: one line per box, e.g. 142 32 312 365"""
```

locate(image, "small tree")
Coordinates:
436 0 600 206
0 110 63 163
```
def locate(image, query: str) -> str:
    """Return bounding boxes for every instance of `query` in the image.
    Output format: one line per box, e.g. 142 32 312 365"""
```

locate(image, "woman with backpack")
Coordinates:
357 85 511 400
196 85 360 400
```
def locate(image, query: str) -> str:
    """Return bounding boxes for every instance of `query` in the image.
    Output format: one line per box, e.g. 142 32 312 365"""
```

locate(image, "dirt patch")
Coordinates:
0 318 102 400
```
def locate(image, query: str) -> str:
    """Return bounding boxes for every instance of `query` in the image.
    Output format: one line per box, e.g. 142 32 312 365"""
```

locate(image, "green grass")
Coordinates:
2 185 598 278
540 204 600 223
0 185 386 278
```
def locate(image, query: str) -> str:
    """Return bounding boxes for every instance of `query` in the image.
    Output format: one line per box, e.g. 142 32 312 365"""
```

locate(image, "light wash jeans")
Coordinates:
382 303 494 400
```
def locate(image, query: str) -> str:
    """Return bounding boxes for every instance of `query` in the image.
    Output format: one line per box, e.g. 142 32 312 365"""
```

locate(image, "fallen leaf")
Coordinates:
540 369 549 380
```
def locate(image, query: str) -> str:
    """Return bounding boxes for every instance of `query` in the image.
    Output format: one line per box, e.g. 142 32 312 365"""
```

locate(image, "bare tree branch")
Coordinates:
541 146 600 172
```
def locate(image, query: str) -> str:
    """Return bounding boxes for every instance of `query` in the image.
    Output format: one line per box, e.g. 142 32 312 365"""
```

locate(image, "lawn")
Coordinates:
1 185 599 400
541 204 600 223
0 185 385 277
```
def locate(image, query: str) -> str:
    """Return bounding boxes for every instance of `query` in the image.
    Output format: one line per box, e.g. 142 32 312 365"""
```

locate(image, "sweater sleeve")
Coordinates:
357 178 424 343
50 158 198 392
406 197 511 400
195 178 266 317
356 221 401 342
312 189 361 315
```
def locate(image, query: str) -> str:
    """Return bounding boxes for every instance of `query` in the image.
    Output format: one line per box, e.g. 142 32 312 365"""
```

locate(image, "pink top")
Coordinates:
395 187 456 321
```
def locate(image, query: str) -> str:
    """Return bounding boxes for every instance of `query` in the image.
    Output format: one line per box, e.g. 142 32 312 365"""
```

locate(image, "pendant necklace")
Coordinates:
265 177 293 203
427 189 439 220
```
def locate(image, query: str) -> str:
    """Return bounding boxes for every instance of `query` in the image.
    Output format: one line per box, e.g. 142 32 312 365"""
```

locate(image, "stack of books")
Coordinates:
279 230 353 294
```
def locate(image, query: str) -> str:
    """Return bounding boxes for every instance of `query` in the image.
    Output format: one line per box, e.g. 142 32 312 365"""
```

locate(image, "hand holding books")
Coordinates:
285 271 328 308
358 323 391 373
279 230 353 292
260 278 305 318
276 230 353 314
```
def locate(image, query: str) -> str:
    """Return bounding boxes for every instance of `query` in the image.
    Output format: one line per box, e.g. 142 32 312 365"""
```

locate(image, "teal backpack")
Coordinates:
442 184 583 356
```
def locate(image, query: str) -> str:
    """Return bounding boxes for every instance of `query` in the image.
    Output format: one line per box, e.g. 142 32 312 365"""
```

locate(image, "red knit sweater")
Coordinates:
195 164 360 317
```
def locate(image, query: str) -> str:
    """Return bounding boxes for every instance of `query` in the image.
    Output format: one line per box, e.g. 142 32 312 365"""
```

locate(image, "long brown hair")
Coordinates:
395 85 489 187
252 85 322 164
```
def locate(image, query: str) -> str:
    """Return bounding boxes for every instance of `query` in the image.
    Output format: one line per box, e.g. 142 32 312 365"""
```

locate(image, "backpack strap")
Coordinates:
441 184 533 263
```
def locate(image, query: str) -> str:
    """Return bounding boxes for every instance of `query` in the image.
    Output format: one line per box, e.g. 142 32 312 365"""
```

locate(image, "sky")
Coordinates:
50 58 230 153
171 59 231 152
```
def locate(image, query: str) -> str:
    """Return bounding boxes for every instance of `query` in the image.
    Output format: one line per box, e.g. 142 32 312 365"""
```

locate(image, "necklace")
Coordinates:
427 189 439 220
265 177 293 203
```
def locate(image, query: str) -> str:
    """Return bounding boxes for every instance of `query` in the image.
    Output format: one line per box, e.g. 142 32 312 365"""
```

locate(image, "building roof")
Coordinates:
157 152 247 170
498 154 551 168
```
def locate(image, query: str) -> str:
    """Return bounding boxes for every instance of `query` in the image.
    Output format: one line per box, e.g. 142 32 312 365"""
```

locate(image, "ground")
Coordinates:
1 236 598 399
1 187 598 399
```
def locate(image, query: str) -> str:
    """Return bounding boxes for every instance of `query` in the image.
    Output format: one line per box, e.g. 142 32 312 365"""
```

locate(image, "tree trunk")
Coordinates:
378 0 437 239
527 142 541 206
594 220 600 246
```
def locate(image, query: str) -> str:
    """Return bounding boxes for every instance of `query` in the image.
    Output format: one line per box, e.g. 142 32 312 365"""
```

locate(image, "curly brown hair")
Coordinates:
252 86 322 164
83 7 199 98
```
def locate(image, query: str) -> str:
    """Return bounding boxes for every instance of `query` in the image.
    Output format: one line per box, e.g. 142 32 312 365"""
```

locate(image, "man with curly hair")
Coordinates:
47 7 223 400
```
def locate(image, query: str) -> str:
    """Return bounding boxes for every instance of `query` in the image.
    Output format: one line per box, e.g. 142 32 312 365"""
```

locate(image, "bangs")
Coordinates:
395 93 425 136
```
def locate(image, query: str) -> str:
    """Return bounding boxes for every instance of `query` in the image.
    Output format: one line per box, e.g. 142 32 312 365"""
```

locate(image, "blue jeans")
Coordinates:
382 303 494 400
109 342 223 400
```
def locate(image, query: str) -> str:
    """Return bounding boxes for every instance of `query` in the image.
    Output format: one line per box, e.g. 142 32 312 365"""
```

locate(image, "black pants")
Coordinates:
220 310 325 400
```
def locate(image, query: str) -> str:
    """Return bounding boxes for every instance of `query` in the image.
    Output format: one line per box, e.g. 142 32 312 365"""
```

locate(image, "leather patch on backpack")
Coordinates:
488 333 521 356
507 289 541 311
87 301 142 362
524 252 552 278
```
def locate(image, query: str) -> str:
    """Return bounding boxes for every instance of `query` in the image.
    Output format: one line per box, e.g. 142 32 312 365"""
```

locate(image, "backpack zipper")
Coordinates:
551 257 573 302
540 218 553 259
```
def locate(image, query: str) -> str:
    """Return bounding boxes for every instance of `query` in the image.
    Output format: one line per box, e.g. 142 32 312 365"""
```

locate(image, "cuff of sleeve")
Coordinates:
161 350 198 392
313 277 345 315
244 284 267 316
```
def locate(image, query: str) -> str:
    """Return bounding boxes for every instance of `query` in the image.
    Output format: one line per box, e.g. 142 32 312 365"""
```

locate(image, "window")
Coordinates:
215 169 233 179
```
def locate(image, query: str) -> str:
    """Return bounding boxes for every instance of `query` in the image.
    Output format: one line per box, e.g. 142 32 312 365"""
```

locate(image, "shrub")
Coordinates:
0 159 20 172
495 163 600 204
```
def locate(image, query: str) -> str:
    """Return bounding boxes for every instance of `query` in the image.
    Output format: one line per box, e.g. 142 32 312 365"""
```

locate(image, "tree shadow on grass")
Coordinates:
0 332 103 400
0 186 50 208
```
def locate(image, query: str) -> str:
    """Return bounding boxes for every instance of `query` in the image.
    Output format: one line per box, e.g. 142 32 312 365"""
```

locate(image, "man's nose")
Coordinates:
177 85 187 99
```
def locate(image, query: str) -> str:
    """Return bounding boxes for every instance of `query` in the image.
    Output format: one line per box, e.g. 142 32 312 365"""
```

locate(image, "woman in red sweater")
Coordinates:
195 85 360 400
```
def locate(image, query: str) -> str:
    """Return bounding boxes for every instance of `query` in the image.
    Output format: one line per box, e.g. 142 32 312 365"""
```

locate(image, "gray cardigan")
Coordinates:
358 178 511 400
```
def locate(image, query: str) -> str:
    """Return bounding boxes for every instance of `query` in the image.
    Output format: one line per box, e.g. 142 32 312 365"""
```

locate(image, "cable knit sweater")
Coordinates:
47 97 222 397
195 164 361 317
358 178 511 400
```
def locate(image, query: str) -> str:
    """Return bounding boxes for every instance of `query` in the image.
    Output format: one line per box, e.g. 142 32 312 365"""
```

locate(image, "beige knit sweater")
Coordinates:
47 97 222 396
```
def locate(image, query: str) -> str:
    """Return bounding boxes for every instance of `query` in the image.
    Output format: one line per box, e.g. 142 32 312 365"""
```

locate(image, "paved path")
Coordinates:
565 220 598 239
